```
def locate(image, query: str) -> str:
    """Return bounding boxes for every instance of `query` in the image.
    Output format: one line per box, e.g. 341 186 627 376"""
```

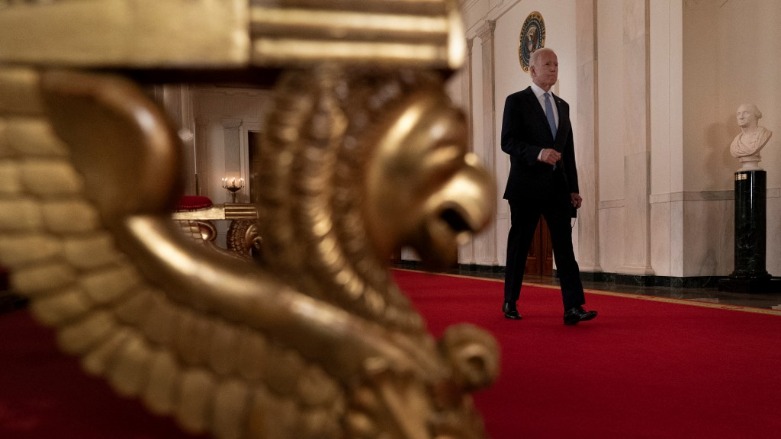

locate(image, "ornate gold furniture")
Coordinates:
0 1 498 438
173 201 261 260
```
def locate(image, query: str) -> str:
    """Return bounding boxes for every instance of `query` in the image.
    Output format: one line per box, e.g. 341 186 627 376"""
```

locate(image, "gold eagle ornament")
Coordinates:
0 1 499 438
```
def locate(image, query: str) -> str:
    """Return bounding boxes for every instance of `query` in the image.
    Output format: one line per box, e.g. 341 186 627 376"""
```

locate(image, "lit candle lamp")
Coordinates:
221 177 245 203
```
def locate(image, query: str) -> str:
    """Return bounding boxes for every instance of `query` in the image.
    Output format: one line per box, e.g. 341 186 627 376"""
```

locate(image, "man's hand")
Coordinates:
571 193 582 209
539 148 561 165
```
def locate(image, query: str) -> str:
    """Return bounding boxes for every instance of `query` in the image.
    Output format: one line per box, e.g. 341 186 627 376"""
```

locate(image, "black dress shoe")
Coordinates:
503 302 522 320
563 306 597 325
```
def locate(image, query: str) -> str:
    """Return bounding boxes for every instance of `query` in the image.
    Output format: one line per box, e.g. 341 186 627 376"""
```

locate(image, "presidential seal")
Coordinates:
519 11 545 72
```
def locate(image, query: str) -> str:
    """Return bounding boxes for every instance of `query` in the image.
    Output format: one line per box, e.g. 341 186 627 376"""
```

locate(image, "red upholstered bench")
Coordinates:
175 195 213 211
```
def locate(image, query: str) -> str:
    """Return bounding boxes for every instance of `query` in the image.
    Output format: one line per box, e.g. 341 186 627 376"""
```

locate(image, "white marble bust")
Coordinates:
730 103 772 171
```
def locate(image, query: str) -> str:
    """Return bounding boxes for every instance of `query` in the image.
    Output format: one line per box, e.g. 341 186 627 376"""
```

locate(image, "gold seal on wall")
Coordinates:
519 11 546 72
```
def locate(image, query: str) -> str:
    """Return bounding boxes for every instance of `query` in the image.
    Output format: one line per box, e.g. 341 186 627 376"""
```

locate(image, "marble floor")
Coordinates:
4 268 781 314
425 265 781 311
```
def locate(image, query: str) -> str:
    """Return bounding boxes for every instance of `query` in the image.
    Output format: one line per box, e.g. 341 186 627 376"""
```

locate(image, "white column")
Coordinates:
152 85 197 194
621 0 654 275
458 37 477 265
575 0 602 273
475 20 500 267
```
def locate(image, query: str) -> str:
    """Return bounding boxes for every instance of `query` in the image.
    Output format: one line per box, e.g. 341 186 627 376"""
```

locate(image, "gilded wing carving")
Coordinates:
0 1 498 437
0 64 498 438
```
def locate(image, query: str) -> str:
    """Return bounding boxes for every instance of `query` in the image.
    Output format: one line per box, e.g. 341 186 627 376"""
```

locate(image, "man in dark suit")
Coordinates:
500 47 597 325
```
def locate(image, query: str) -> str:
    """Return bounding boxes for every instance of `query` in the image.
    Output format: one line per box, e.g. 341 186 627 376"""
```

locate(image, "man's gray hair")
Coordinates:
529 47 555 69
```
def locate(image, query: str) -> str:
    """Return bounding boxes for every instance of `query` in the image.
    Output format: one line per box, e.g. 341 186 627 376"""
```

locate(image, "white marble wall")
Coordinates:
192 87 271 204
456 0 781 278
154 0 781 278
651 191 734 277
681 0 781 276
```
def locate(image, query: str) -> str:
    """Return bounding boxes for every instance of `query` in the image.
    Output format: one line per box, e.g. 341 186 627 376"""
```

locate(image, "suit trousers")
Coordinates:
503 197 586 311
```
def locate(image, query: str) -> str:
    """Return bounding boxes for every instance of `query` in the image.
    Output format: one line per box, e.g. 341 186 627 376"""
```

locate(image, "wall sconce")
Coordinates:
221 177 245 203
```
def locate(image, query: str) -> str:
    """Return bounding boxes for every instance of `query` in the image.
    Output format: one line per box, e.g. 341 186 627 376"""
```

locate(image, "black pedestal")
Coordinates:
719 170 781 293
718 276 781 293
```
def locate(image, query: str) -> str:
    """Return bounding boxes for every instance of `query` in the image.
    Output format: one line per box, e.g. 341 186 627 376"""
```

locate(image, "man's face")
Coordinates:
531 50 558 90
736 105 757 128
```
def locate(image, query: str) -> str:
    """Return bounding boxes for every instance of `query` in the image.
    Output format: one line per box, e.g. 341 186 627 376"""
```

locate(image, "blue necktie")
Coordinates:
543 92 557 138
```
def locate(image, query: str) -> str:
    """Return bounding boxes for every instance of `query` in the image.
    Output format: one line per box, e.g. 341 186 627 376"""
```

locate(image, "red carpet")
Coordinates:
0 309 206 439
3 272 781 438
393 269 781 439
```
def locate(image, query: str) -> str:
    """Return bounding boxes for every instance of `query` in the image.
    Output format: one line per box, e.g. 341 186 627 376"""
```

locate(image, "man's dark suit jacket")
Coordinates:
500 86 579 209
